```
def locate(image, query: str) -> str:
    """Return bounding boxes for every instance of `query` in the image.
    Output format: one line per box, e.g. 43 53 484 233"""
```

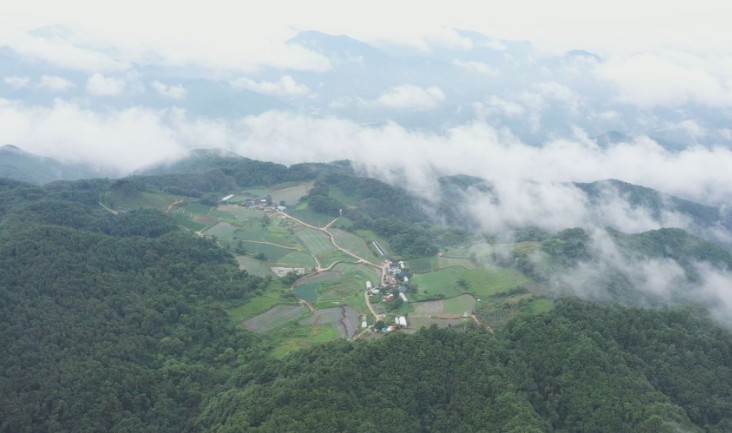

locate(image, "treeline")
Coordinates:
0 179 269 433
131 156 352 198
196 300 732 433
306 173 468 257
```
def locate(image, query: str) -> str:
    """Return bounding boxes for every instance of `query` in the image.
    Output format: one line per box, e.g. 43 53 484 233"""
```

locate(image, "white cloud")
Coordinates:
373 84 445 110
452 59 499 76
151 81 186 99
230 75 309 98
3 76 30 88
86 73 125 96
38 75 75 91
596 53 732 108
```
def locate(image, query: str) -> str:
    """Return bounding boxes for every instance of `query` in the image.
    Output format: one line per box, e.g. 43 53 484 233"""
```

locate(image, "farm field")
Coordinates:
289 203 336 227
436 255 476 270
276 251 316 267
103 190 178 211
411 294 477 318
269 323 340 359
299 306 360 339
269 182 312 205
412 266 530 299
239 241 294 262
243 304 306 333
292 271 343 301
205 222 237 241
227 293 285 323
331 228 379 261
236 255 275 278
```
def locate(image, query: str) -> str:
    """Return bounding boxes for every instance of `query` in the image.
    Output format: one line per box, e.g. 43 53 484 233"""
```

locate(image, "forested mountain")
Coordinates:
0 179 269 432
2 158 732 432
0 145 112 185
196 301 732 433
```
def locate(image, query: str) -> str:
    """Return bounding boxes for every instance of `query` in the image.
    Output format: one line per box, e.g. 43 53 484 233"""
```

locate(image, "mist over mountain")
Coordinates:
4 5 732 432
0 144 114 184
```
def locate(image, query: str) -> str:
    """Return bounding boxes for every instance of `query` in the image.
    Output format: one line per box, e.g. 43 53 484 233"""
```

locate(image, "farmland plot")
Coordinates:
331 228 378 261
243 305 306 332
299 306 360 339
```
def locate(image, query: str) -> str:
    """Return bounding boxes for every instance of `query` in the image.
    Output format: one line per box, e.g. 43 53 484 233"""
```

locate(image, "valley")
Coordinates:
101 179 534 357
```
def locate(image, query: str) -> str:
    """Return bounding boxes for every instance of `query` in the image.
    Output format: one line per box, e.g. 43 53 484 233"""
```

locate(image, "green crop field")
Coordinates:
436 255 476 270
239 241 293 262
216 205 263 220
227 294 284 323
292 283 319 301
411 257 437 273
296 228 335 255
331 228 378 261
411 295 476 317
236 255 275 278
172 211 206 231
205 222 238 241
276 251 316 267
412 266 530 299
184 202 212 214
269 323 340 359
442 294 478 314
242 305 307 333
289 203 335 227
464 267 531 297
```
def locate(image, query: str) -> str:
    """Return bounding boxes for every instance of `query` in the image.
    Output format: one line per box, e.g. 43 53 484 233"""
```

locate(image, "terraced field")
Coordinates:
331 228 379 261
243 304 307 332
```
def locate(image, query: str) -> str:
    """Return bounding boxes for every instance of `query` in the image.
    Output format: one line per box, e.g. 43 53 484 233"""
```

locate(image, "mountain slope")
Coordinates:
0 145 111 184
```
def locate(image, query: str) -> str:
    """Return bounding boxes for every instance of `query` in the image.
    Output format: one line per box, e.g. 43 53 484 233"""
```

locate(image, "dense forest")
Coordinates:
0 179 269 432
2 169 732 432
196 300 732 433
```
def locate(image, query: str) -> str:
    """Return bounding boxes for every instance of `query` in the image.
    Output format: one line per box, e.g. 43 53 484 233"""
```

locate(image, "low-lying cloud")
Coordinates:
230 75 310 98
5 104 732 210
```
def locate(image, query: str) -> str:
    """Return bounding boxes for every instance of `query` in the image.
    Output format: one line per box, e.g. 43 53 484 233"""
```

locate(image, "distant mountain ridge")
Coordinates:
0 144 112 184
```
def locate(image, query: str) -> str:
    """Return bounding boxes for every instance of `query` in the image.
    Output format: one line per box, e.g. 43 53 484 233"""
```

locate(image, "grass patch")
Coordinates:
227 295 284 323
524 298 554 314
436 256 476 270
269 323 340 359
411 257 436 273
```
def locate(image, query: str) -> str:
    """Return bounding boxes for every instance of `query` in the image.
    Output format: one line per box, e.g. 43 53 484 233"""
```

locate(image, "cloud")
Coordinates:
452 60 499 75
373 85 445 110
596 52 732 108
3 76 31 88
38 75 75 91
86 73 125 96
230 75 309 98
6 104 732 211
151 81 186 99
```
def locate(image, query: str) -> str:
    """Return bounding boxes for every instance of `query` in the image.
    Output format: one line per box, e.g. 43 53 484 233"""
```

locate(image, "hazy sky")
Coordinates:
2 0 732 208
